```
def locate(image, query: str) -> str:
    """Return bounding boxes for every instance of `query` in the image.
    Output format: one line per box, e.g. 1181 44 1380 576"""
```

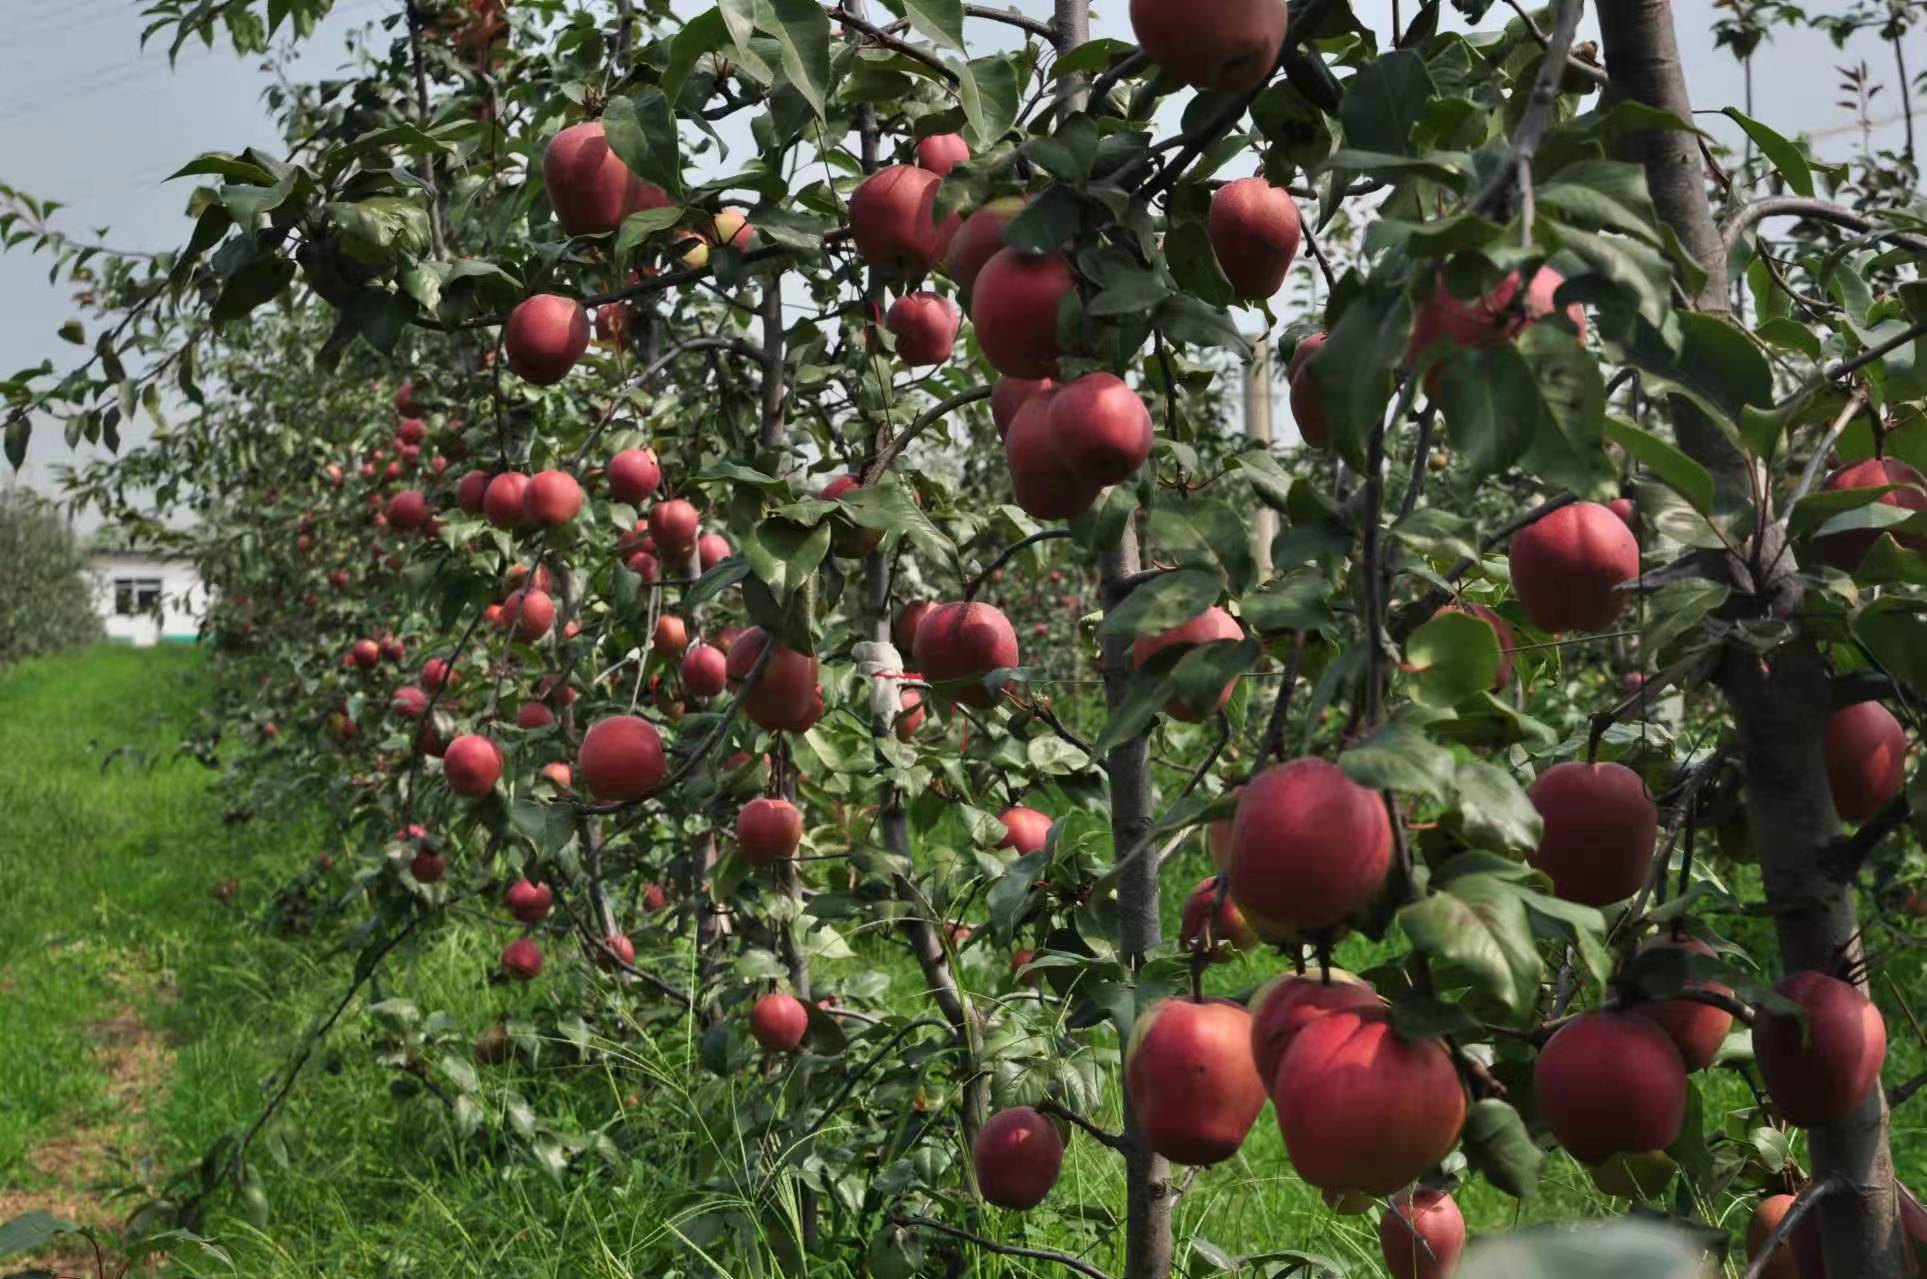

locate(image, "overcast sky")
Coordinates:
0 0 1913 501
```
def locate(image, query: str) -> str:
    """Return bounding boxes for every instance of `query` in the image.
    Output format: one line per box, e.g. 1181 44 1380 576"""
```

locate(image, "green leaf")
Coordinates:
1398 874 1542 1015
1001 185 1080 254
1721 107 1814 198
1338 49 1436 156
1309 275 1411 468
1544 221 1674 334
1604 416 1715 515
1405 610 1501 706
1436 343 1544 479
899 0 963 50
1516 321 1614 499
3 417 28 470
1534 159 1663 247
753 0 832 119
0 1210 80 1259
1239 569 1337 634
667 8 731 106
1097 568 1223 640
1462 1099 1543 1198
211 254 295 325
988 850 1048 941
957 55 1022 152
1144 497 1255 592
1853 599 1927 691
1339 720 1456 802
614 205 689 265
1518 887 1610 988
602 90 684 201
745 516 832 601
717 0 776 83
1449 758 1542 855
57 319 84 344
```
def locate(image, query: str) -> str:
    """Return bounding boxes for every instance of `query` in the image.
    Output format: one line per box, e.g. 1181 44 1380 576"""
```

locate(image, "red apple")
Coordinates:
848 164 957 276
483 472 531 530
680 643 727 697
1250 967 1380 1088
973 1107 1063 1209
543 120 671 237
444 735 502 796
1816 458 1927 570
725 627 823 732
393 381 424 416
1131 605 1244 720
1048 371 1154 485
421 658 456 691
505 294 590 385
885 291 960 365
505 879 553 923
500 937 543 981
1208 176 1301 301
972 248 1074 379
1507 500 1640 633
914 132 969 177
410 850 446 883
893 599 938 655
607 448 662 505
499 588 554 643
1824 700 1908 823
653 615 688 658
1006 387 1100 519
457 469 491 513
1754 970 1887 1127
1126 998 1268 1165
351 639 381 670
749 992 809 1051
996 805 1053 855
1527 760 1657 906
1226 758 1391 936
600 933 635 969
1609 496 1636 527
1408 267 1586 372
1379 1187 1466 1279
697 532 732 570
1628 936 1734 1072
1746 1194 1808 1279
649 498 701 558
392 686 430 718
913 601 1020 707
522 469 582 527
989 374 1053 440
946 197 1027 299
1274 1007 1465 1194
1128 0 1286 92
1287 332 1330 449
577 715 666 801
386 489 431 531
738 796 804 864
1535 1012 1687 1162
1178 875 1256 958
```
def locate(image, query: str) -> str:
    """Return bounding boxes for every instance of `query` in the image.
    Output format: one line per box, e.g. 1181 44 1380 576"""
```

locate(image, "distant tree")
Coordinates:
0 486 102 668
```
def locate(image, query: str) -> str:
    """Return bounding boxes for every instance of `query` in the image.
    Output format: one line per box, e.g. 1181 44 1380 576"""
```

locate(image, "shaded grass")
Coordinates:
1 646 1923 1277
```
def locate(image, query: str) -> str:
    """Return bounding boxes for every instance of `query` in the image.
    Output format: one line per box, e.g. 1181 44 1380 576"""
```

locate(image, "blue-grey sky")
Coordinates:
0 0 1912 499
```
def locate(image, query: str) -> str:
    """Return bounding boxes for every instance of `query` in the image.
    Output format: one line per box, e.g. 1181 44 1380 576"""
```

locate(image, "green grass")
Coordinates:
1 646 1921 1277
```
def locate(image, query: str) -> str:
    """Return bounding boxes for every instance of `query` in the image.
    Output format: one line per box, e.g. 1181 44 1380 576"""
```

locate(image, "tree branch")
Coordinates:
961 3 1056 39
862 385 994 483
1743 1179 1842 1279
889 1215 1114 1279
1720 196 1927 261
1037 1099 1133 1153
835 7 961 83
964 528 1074 600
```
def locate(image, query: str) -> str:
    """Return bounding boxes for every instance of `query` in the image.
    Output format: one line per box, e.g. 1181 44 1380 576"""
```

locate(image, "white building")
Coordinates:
89 550 206 646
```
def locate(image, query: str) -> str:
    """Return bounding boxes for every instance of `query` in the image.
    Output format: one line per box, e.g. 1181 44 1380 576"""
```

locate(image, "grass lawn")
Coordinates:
0 645 1920 1277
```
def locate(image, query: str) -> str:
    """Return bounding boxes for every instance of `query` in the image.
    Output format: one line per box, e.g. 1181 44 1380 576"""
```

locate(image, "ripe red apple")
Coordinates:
894 684 926 740
540 761 572 791
577 714 666 801
444 734 502 796
1755 970 1887 1127
1432 600 1515 691
1527 760 1657 906
642 882 669 912
1824 700 1908 823
913 601 1020 707
1816 458 1927 570
972 248 1074 379
600 933 635 970
649 498 700 558
607 448 661 505
626 550 660 581
885 291 960 365
1627 937 1734 1072
989 374 1053 440
1535 1012 1687 1162
594 301 629 344
499 588 554 642
1208 177 1301 300
1049 371 1154 485
946 197 1027 299
996 805 1053 855
1226 758 1391 936
973 1106 1063 1209
394 381 424 416
738 796 804 864
505 879 553 923
505 294 591 385
1131 606 1244 720
848 164 958 275
410 850 446 883
543 120 671 237
1128 0 1286 92
386 489 431 531
457 469 490 514
421 658 455 691
697 532 731 570
725 627 824 732
397 416 427 445
1746 1194 1808 1279
1125 998 1268 1165
515 700 555 730
1006 388 1100 519
352 639 381 670
391 686 430 718
680 643 727 697
483 472 530 529
1407 266 1586 372
1178 875 1256 958
820 473 883 555
893 600 938 655
1287 332 1330 449
522 470 582 527
1508 500 1640 633
500 937 543 981
1379 1187 1465 1279
653 615 688 658
915 132 969 177
749 992 809 1051
1274 1007 1466 1194
1609 496 1637 527
1249 967 1381 1087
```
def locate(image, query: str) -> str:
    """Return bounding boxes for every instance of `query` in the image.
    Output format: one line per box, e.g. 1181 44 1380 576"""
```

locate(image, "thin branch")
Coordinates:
1824 792 1913 880
1742 1179 1841 1279
1719 195 1927 261
964 528 1074 600
862 384 994 483
835 6 961 84
961 3 1056 39
1825 318 1927 383
1792 389 1870 503
1037 1099 1132 1153
1586 652 1711 760
1889 1068 1927 1110
889 1215 1113 1279
1471 0 1581 223
1088 48 1152 104
1251 630 1308 769
1299 219 1339 292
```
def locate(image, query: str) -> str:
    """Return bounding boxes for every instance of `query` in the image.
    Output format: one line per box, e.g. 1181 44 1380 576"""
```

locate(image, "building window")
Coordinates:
113 577 163 616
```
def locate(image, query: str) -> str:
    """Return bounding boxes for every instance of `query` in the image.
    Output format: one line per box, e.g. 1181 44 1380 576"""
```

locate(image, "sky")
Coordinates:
0 0 1913 504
